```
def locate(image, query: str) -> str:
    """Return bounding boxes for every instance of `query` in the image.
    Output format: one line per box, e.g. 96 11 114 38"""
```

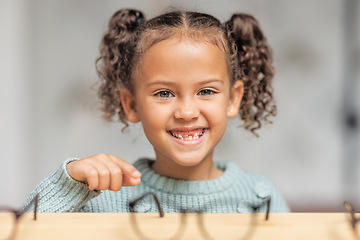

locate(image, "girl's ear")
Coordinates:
227 80 244 118
120 88 140 123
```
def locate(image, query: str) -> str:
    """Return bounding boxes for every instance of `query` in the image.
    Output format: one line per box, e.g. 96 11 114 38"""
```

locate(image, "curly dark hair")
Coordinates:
96 9 276 136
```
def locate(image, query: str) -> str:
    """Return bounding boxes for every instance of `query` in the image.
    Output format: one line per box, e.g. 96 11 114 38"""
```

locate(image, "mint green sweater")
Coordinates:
25 158 289 213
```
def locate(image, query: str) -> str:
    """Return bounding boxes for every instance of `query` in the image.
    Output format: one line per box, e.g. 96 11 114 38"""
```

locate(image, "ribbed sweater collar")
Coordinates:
134 158 241 195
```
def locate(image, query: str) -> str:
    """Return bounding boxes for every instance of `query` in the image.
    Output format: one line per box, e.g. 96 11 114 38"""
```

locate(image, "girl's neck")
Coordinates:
151 157 223 181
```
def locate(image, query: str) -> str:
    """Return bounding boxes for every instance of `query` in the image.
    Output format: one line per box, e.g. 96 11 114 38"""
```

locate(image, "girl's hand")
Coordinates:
66 154 142 191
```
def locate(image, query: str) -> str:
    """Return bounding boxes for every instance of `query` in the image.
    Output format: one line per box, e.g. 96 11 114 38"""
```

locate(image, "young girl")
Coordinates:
25 9 289 213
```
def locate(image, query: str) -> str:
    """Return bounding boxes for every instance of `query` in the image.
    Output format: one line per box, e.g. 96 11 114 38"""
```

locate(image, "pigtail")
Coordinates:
96 9 145 126
225 13 276 136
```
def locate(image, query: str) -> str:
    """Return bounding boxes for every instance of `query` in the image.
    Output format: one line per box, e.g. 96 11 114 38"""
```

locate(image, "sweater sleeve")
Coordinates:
23 158 100 212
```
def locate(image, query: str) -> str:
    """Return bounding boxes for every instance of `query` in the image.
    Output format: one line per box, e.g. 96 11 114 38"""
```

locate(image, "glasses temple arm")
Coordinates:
19 193 39 220
150 193 164 217
129 192 164 218
344 201 359 229
265 197 271 221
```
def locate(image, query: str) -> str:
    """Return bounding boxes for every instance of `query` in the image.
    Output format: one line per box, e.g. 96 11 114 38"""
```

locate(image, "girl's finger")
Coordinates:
88 159 111 190
108 155 142 180
99 157 124 191
82 163 100 190
122 173 141 186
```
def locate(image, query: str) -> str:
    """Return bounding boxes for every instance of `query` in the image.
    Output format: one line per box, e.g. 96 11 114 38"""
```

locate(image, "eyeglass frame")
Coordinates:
344 201 359 234
0 193 39 240
128 192 271 240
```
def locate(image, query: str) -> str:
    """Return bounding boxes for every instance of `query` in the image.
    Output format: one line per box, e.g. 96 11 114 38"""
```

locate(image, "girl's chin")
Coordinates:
173 160 202 167
172 155 210 167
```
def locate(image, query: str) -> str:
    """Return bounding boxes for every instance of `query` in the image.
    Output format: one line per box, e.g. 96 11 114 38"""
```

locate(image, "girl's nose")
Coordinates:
174 98 199 121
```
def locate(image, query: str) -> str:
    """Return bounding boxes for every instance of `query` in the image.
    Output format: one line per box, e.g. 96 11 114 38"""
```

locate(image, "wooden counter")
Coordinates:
0 213 358 240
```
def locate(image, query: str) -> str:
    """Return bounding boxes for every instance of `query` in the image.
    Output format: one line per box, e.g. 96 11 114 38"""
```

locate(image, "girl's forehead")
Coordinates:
139 36 229 70
134 37 230 87
131 35 232 87
144 37 227 67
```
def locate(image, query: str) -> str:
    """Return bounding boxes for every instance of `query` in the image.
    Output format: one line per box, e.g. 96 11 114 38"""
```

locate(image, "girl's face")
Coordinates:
121 37 243 178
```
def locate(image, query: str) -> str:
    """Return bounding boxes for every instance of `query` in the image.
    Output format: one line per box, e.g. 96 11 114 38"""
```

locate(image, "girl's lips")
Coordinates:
168 128 208 145
169 128 205 140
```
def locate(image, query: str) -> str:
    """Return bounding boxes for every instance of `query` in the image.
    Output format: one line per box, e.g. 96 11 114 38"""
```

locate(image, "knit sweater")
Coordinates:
25 158 290 213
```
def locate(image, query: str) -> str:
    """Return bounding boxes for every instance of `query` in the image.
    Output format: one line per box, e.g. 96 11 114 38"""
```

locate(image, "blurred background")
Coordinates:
0 0 359 212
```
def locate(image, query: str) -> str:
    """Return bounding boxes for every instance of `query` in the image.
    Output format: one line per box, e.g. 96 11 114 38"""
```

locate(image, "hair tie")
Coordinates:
224 20 233 32
135 15 145 27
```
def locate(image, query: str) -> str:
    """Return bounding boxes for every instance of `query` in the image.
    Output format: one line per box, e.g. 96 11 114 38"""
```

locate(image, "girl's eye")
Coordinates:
155 90 174 99
198 89 216 96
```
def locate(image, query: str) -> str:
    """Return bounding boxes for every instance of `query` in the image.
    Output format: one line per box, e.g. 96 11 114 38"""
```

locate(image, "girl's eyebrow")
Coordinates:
147 81 176 87
147 79 224 87
199 79 224 85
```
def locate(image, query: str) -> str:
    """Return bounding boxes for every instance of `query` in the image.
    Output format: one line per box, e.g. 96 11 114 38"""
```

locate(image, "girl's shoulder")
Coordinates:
217 161 284 198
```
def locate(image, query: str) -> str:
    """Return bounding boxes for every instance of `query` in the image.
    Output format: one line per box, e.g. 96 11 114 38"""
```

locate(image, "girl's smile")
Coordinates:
168 127 207 144
121 37 243 180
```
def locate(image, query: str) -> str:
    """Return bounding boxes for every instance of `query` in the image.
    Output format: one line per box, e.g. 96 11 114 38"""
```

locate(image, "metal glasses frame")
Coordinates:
0 193 39 240
129 192 271 240
344 201 360 237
